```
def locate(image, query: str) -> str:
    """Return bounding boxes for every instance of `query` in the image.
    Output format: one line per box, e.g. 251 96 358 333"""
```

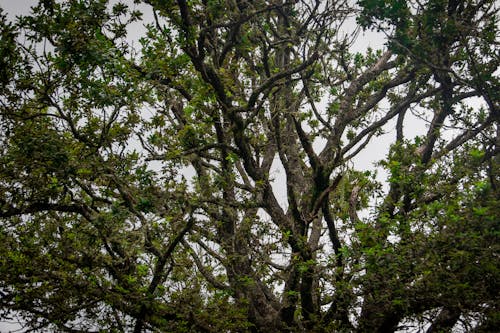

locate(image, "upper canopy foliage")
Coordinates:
0 0 498 332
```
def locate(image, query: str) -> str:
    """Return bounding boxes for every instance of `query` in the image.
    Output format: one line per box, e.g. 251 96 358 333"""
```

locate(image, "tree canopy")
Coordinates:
0 0 498 332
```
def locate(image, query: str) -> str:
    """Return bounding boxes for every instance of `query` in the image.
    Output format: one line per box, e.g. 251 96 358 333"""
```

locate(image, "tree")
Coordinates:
0 0 498 331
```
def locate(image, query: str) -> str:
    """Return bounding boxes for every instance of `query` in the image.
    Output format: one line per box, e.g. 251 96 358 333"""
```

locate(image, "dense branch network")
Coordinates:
0 0 498 332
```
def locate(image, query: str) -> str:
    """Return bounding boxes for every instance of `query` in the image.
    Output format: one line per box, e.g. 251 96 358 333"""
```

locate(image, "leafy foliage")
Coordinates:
0 0 498 332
